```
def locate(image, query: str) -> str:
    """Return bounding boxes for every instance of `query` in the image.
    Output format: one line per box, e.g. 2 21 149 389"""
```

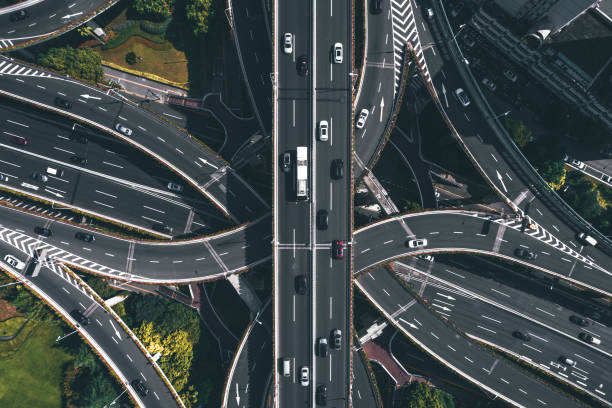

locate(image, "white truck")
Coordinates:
296 146 309 201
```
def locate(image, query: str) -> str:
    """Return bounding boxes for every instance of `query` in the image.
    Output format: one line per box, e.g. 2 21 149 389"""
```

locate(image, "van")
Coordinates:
282 358 291 377
577 232 597 246
46 167 64 177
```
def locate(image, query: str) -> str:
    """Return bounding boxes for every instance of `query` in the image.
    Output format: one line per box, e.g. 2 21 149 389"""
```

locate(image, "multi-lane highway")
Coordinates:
0 0 118 50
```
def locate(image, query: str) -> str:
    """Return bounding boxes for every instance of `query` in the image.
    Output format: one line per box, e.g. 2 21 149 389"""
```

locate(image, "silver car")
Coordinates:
115 123 133 136
300 366 309 386
167 182 184 192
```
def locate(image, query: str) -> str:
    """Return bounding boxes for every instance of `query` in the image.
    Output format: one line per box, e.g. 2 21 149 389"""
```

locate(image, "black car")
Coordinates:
71 155 88 165
514 248 537 260
331 159 344 179
569 315 589 327
70 132 88 144
512 331 531 341
131 379 149 397
9 9 28 22
317 337 328 357
317 209 328 230
70 309 90 326
34 226 52 237
297 55 309 76
316 385 327 406
54 97 72 109
75 232 95 243
281 152 291 173
152 223 173 234
370 0 382 14
295 275 307 295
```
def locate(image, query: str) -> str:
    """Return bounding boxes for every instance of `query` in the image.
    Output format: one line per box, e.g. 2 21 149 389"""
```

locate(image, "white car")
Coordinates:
482 77 496 91
559 356 576 367
115 123 133 136
356 108 369 129
4 254 25 270
332 43 343 64
570 159 585 169
455 88 470 107
300 366 309 386
407 238 428 248
319 120 329 141
503 69 517 82
283 33 293 54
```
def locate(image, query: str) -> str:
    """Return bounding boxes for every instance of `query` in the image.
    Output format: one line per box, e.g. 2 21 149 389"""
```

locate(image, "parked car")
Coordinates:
34 226 52 237
512 331 531 341
482 77 496 91
54 97 72 109
455 88 470 107
115 123 133 136
579 332 601 345
332 240 344 259
317 209 329 230
317 337 329 357
295 275 307 295
514 248 537 260
331 159 344 180
10 136 28 146
131 379 148 397
319 120 329 141
70 309 90 326
167 182 184 192
70 155 88 165
9 9 28 22
75 232 95 243
503 69 517 82
31 172 48 183
3 254 24 270
570 159 586 169
406 238 428 248
297 55 309 76
281 152 291 172
569 315 589 327
332 329 342 349
332 43 343 64
356 108 369 129
300 366 310 386
283 33 293 54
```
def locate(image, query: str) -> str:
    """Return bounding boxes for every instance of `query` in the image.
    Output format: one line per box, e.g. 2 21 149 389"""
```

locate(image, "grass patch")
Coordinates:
95 36 188 85
0 321 74 408
0 316 27 337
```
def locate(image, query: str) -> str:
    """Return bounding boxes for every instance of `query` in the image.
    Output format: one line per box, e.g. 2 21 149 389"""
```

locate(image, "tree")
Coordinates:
539 160 566 190
561 172 602 220
185 0 213 37
126 51 138 65
132 0 173 21
397 382 455 408
504 118 531 149
134 321 164 355
37 46 104 83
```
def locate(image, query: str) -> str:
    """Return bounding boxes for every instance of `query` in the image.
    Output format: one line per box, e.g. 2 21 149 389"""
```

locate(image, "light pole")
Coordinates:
450 24 466 41
495 110 511 120
104 386 128 407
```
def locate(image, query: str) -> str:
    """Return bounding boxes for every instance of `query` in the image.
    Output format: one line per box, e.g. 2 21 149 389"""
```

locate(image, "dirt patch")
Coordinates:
0 299 22 322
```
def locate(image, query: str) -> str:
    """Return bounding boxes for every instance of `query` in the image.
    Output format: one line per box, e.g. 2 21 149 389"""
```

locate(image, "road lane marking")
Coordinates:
477 325 496 334
490 288 510 297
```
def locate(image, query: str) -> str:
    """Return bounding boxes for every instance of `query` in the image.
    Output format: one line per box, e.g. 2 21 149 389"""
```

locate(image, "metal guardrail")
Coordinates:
435 0 612 257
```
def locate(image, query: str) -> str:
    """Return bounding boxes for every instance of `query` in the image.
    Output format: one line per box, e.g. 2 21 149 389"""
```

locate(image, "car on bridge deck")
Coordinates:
283 33 293 54
406 238 428 248
295 275 307 295
3 254 25 270
514 248 537 260
512 331 531 341
332 240 344 259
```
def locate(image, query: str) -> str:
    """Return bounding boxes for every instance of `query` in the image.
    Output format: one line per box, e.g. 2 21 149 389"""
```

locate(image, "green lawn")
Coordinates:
0 322 74 408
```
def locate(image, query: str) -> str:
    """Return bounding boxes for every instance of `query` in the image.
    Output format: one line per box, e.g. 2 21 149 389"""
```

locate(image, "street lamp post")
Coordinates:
495 110 511 120
450 24 466 41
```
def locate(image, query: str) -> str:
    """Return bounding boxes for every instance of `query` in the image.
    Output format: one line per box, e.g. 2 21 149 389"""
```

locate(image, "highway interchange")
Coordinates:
0 0 610 407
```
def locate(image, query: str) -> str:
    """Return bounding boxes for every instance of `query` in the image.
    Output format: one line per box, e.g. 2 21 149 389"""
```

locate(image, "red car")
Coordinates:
10 136 28 146
332 240 344 259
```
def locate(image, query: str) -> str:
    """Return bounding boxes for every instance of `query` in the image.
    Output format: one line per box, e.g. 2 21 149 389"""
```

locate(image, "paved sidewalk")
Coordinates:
103 66 188 101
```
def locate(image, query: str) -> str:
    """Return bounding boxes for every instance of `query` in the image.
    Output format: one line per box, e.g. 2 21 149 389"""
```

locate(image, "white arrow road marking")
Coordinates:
442 83 448 108
79 94 101 100
379 97 385 121
108 319 121 340
62 12 83 19
199 157 219 169
436 292 456 300
496 170 508 193
235 383 240 406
